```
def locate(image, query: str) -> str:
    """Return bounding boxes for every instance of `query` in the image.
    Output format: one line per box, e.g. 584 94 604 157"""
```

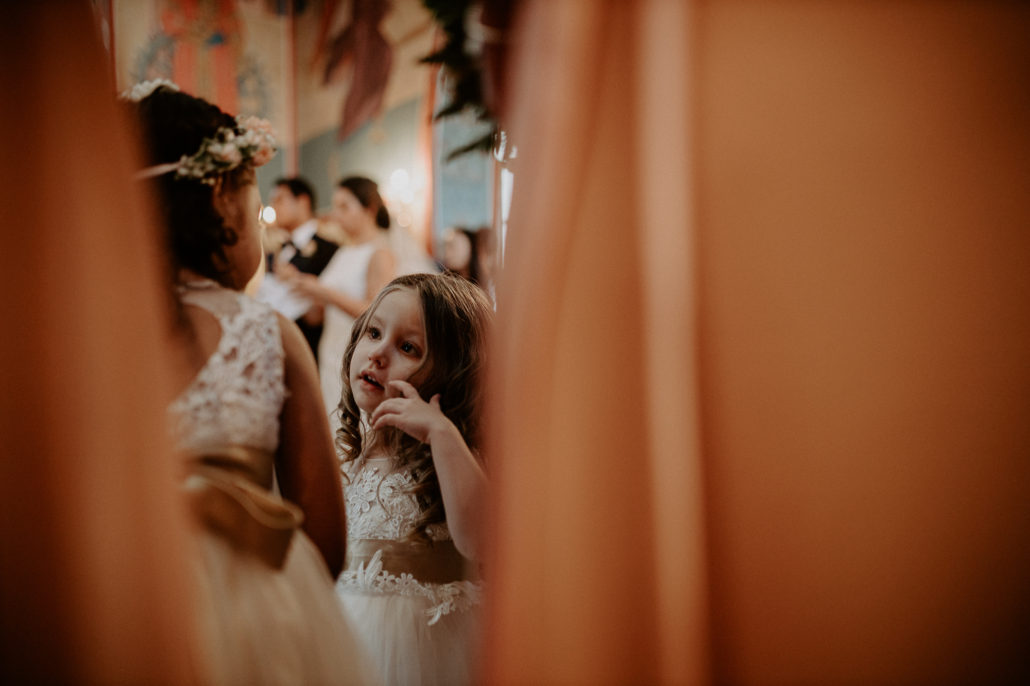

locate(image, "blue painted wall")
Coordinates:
299 98 422 214
295 97 493 255
256 153 286 203
432 109 494 239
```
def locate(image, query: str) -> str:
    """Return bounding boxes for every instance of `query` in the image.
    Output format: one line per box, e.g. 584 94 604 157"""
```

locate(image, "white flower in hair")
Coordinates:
121 78 180 102
134 108 278 184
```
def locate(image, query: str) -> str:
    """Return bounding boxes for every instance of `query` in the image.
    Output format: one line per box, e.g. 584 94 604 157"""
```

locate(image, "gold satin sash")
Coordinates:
183 446 303 570
190 444 275 490
345 538 476 585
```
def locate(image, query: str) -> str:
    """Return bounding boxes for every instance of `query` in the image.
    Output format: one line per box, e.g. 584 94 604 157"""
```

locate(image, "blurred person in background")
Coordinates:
257 176 338 362
281 176 397 434
440 225 496 303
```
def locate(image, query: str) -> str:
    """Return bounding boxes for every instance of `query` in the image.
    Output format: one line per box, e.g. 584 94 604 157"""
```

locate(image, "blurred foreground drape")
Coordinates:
1 2 198 683
483 1 1029 684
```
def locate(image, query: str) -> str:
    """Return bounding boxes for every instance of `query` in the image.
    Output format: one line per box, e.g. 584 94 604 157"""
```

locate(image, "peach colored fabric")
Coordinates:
483 2 706 683
1 2 198 683
483 1 1029 684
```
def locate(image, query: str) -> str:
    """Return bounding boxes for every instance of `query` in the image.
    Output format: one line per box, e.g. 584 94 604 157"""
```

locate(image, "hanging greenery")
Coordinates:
419 0 498 160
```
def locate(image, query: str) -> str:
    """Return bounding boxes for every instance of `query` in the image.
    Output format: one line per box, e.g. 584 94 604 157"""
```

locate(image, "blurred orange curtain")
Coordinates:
483 1 1029 685
483 1 707 683
1 1 198 683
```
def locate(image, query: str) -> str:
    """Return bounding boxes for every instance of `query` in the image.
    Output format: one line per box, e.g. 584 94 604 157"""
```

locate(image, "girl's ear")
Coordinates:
210 178 236 227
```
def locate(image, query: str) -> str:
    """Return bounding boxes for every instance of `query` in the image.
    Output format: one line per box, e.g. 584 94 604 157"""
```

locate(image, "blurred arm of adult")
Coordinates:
283 247 396 318
301 304 325 326
274 312 346 577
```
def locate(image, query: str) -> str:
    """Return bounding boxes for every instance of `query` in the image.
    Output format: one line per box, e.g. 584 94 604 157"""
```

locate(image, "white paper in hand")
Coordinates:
254 272 313 321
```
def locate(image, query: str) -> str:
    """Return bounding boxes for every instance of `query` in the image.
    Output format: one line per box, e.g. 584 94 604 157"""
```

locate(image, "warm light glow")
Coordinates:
390 168 410 190
388 168 416 204
260 205 277 225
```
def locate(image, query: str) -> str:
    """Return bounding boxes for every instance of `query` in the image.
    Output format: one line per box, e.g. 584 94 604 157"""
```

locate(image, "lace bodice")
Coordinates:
338 457 480 626
342 456 450 543
169 283 285 456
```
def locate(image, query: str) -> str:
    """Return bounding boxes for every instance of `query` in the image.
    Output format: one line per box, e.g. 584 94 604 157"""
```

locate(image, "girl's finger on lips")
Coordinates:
389 380 417 398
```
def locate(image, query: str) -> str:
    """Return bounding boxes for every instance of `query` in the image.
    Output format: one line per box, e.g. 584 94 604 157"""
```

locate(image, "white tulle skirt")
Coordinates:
192 530 379 686
336 559 483 686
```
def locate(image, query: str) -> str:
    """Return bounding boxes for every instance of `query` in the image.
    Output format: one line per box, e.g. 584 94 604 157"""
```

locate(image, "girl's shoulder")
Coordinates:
179 284 279 333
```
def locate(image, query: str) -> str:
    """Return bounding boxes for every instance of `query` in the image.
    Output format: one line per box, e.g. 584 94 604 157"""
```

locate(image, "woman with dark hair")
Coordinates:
282 176 397 432
130 82 375 685
440 225 496 302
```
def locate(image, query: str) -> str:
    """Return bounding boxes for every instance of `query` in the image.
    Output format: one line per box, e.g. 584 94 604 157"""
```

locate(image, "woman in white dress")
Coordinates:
131 82 377 685
281 177 396 431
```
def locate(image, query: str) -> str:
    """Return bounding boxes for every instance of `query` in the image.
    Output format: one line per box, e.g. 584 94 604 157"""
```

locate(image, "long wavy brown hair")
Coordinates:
336 272 493 542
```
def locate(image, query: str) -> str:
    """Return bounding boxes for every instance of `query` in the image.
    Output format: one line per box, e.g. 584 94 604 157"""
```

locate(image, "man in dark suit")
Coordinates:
267 176 338 361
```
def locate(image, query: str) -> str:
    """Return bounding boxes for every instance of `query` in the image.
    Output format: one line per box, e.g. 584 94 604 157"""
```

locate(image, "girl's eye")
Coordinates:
368 327 381 339
397 339 422 354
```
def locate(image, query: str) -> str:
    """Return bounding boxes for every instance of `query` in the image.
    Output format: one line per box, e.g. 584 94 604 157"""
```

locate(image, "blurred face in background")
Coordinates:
331 186 373 240
270 184 304 231
441 228 472 273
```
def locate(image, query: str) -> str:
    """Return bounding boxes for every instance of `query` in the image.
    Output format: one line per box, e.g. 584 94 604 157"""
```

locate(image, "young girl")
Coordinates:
130 82 376 685
334 272 492 686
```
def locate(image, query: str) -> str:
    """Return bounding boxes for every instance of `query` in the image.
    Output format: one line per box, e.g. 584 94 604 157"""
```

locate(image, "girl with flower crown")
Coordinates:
130 83 377 685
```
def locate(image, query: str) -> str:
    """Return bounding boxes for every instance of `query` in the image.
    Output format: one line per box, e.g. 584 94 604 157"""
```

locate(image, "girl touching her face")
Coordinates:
334 272 492 686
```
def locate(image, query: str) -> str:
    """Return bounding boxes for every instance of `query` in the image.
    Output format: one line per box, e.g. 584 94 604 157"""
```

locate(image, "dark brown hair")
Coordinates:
338 176 390 229
132 86 254 284
275 176 316 212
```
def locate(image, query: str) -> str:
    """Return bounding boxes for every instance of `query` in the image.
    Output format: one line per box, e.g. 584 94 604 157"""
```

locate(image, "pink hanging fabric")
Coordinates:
482 1 1029 684
483 2 707 683
1 2 199 683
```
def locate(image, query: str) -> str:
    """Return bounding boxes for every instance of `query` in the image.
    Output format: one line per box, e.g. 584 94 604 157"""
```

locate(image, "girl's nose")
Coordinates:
368 344 386 366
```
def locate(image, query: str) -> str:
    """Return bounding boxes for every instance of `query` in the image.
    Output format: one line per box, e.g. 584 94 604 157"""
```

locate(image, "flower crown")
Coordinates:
127 80 278 185
122 78 179 103
168 115 277 185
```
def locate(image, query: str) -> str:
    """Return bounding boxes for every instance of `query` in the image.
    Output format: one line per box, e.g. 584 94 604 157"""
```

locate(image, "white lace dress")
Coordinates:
336 455 483 686
169 282 377 686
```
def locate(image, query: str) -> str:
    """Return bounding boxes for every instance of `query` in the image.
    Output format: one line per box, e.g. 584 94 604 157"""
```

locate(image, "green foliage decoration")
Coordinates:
420 0 498 160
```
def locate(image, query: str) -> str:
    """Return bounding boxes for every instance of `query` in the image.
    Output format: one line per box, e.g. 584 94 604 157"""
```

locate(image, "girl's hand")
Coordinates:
370 380 449 444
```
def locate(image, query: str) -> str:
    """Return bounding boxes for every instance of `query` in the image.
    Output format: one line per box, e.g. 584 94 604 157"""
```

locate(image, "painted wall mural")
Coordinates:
295 0 433 144
316 0 394 141
116 1 284 125
296 0 491 250
111 0 492 250
114 0 290 193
